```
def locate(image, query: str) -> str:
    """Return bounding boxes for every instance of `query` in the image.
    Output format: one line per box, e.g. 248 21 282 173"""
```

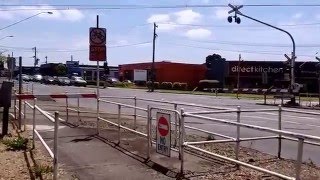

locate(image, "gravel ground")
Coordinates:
0 121 74 180
65 109 320 180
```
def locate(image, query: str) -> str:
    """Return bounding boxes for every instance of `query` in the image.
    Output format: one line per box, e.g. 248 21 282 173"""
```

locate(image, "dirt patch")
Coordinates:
0 121 74 180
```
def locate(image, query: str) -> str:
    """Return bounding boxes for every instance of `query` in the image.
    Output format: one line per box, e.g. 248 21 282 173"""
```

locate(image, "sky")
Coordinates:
0 0 319 66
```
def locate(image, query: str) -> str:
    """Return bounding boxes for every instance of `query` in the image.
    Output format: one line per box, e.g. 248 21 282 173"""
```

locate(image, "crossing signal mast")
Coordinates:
227 4 298 105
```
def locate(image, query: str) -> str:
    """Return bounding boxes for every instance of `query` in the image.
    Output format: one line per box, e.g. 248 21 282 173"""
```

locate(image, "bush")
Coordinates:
2 136 28 151
160 82 173 89
180 83 188 90
172 82 181 90
33 164 53 178
146 81 159 89
114 82 133 88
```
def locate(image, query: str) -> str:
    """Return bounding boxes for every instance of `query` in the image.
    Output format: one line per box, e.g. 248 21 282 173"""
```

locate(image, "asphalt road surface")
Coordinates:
27 83 320 165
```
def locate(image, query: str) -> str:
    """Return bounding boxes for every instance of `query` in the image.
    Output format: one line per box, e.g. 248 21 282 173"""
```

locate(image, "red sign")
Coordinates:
158 116 169 136
89 45 106 61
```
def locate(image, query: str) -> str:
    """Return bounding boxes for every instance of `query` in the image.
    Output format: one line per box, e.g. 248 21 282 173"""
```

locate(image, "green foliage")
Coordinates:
160 82 173 89
114 82 133 88
146 81 159 89
173 82 188 90
33 164 53 177
55 64 67 76
2 136 28 151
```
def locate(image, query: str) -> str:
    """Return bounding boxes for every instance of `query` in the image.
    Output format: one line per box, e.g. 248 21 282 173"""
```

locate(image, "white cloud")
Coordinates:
147 14 170 23
214 8 229 20
185 28 212 39
292 13 303 19
0 6 84 22
174 9 202 24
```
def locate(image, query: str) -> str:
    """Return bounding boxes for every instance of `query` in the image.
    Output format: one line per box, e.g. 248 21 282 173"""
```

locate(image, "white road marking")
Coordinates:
26 125 66 131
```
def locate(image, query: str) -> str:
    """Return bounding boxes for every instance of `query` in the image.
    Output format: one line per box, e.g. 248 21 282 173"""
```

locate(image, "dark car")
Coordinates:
54 77 71 86
70 76 87 87
42 76 55 84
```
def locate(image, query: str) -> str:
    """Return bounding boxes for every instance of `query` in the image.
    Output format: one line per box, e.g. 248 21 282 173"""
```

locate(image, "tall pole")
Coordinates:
45 56 47 64
236 54 241 99
96 15 100 97
151 22 158 92
228 4 296 104
33 47 37 67
18 57 22 130
10 52 13 80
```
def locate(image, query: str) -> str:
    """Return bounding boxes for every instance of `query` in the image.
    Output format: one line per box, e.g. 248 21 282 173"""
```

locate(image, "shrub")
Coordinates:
172 82 181 90
2 136 28 151
146 81 159 89
33 164 53 178
179 83 188 90
160 82 173 89
114 82 133 88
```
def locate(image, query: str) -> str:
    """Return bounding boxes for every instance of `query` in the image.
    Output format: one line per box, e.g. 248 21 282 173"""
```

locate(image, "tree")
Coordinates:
55 64 67 76
0 55 6 69
205 54 226 69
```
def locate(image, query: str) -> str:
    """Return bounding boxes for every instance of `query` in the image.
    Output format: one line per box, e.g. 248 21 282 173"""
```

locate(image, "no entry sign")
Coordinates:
156 112 171 157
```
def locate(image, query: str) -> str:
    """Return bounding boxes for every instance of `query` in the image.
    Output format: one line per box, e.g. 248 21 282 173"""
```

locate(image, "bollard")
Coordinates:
235 106 241 165
23 101 26 131
295 138 304 180
278 105 282 159
77 97 80 121
53 111 59 180
65 94 69 123
32 98 37 149
117 105 121 144
134 96 137 130
96 98 100 134
174 103 178 148
180 108 185 175
147 105 151 159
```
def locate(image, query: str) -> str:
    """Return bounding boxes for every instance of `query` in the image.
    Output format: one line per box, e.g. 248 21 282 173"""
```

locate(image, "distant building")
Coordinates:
119 61 207 88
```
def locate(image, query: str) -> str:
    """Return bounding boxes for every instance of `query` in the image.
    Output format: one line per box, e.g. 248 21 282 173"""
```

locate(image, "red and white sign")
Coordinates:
156 112 171 157
89 27 106 61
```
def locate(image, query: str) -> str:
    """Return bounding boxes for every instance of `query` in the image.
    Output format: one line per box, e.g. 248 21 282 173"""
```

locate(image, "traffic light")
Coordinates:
103 62 110 75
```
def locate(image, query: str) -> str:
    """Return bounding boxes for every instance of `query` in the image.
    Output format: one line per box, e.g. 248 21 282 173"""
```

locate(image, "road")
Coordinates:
27 82 320 165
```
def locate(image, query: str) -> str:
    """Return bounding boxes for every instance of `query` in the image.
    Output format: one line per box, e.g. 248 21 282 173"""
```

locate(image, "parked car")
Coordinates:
42 76 55 84
32 74 43 82
70 76 87 87
16 74 31 82
107 77 119 85
54 76 71 86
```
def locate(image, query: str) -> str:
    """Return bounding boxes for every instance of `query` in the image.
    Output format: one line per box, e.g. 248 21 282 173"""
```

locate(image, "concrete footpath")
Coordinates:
18 99 220 180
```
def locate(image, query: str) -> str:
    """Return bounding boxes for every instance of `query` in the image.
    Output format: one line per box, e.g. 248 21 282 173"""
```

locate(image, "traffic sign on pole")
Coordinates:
89 27 106 62
156 112 171 157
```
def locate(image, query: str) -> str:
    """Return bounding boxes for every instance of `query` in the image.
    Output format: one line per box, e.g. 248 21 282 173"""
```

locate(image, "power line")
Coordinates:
0 4 320 11
181 39 320 48
165 42 315 58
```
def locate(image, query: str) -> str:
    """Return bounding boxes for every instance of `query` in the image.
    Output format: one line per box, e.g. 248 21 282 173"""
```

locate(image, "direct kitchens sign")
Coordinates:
231 66 283 73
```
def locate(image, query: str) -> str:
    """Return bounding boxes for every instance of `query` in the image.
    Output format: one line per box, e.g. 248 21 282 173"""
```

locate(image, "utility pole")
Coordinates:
151 22 158 92
10 52 13 80
236 54 241 99
316 53 320 106
71 55 73 61
33 47 37 67
45 56 48 64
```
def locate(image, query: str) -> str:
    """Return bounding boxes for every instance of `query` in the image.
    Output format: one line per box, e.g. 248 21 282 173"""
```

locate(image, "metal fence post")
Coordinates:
77 97 80 122
65 93 69 123
134 96 137 130
96 98 100 134
264 94 267 104
118 105 121 144
235 106 241 164
23 101 26 131
278 105 282 159
31 83 34 94
14 91 17 119
298 94 301 106
174 103 178 148
295 138 304 180
53 111 59 180
32 98 37 149
147 105 151 159
180 108 185 175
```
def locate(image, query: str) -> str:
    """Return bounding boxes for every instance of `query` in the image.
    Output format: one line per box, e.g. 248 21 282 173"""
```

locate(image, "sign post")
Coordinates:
156 112 171 157
89 15 107 97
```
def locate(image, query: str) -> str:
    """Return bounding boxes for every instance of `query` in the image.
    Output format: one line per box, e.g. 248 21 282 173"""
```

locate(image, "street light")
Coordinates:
0 35 14 41
228 4 297 105
0 12 53 31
